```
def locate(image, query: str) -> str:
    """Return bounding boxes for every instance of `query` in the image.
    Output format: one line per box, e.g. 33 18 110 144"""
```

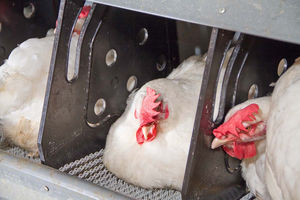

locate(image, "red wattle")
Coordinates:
223 142 257 160
136 126 145 144
136 123 157 144
145 124 157 142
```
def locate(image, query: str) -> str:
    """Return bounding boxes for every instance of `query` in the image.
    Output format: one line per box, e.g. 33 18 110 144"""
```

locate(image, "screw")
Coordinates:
44 186 49 191
218 8 226 14
0 22 2 32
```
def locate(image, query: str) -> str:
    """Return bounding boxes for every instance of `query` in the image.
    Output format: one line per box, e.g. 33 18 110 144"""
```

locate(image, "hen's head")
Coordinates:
211 103 267 159
135 87 169 144
55 6 91 34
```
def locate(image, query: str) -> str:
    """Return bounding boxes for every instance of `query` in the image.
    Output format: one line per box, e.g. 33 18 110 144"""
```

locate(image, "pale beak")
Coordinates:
142 126 148 140
211 137 231 149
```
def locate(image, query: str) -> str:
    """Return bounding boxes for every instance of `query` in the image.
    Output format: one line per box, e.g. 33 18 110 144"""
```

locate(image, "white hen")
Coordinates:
0 5 93 155
0 32 79 155
212 57 300 200
265 57 300 200
103 55 206 190
219 97 271 200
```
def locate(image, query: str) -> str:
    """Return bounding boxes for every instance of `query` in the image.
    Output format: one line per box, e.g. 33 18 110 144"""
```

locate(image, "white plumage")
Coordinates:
103 55 206 190
222 97 271 200
241 139 271 200
265 58 300 200
0 32 78 155
214 57 300 200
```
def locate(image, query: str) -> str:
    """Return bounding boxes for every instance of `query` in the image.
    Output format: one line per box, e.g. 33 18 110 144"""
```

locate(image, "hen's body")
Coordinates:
104 55 206 190
241 140 271 200
217 57 300 200
223 97 271 200
0 32 78 154
265 58 300 200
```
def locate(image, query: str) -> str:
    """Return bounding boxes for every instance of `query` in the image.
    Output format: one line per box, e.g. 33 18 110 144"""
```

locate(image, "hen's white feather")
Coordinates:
265 58 300 200
103 55 206 190
0 33 78 153
223 97 272 200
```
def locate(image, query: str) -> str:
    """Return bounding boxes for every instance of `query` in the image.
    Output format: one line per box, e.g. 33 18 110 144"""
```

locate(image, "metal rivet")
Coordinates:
127 76 138 92
248 84 259 99
105 49 117 67
43 186 49 191
23 3 35 19
156 55 167 71
137 28 148 45
218 8 226 14
277 58 288 76
94 98 106 116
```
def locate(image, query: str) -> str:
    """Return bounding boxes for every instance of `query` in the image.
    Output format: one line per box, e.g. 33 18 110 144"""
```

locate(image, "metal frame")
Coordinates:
0 150 130 200
89 0 300 45
182 27 300 199
38 0 300 199
182 28 246 200
38 0 178 168
2 0 300 199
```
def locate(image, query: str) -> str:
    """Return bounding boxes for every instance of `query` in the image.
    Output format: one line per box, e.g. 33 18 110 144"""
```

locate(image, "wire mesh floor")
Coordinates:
4 146 255 200
59 149 182 200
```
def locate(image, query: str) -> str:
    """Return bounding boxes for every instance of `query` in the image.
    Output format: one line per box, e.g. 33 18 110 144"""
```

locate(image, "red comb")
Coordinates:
139 87 162 126
79 6 91 19
213 104 259 138
213 104 259 159
135 87 169 144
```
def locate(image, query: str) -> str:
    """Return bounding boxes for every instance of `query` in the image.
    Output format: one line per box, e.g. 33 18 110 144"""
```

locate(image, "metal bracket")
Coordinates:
182 27 300 199
38 0 178 168
37 0 300 198
182 28 246 200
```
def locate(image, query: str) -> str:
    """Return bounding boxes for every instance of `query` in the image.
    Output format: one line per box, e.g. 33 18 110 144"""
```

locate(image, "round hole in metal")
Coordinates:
127 76 137 92
248 84 258 99
23 3 35 19
156 55 167 71
105 49 117 67
94 98 106 116
194 46 201 56
137 28 148 45
277 58 288 76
